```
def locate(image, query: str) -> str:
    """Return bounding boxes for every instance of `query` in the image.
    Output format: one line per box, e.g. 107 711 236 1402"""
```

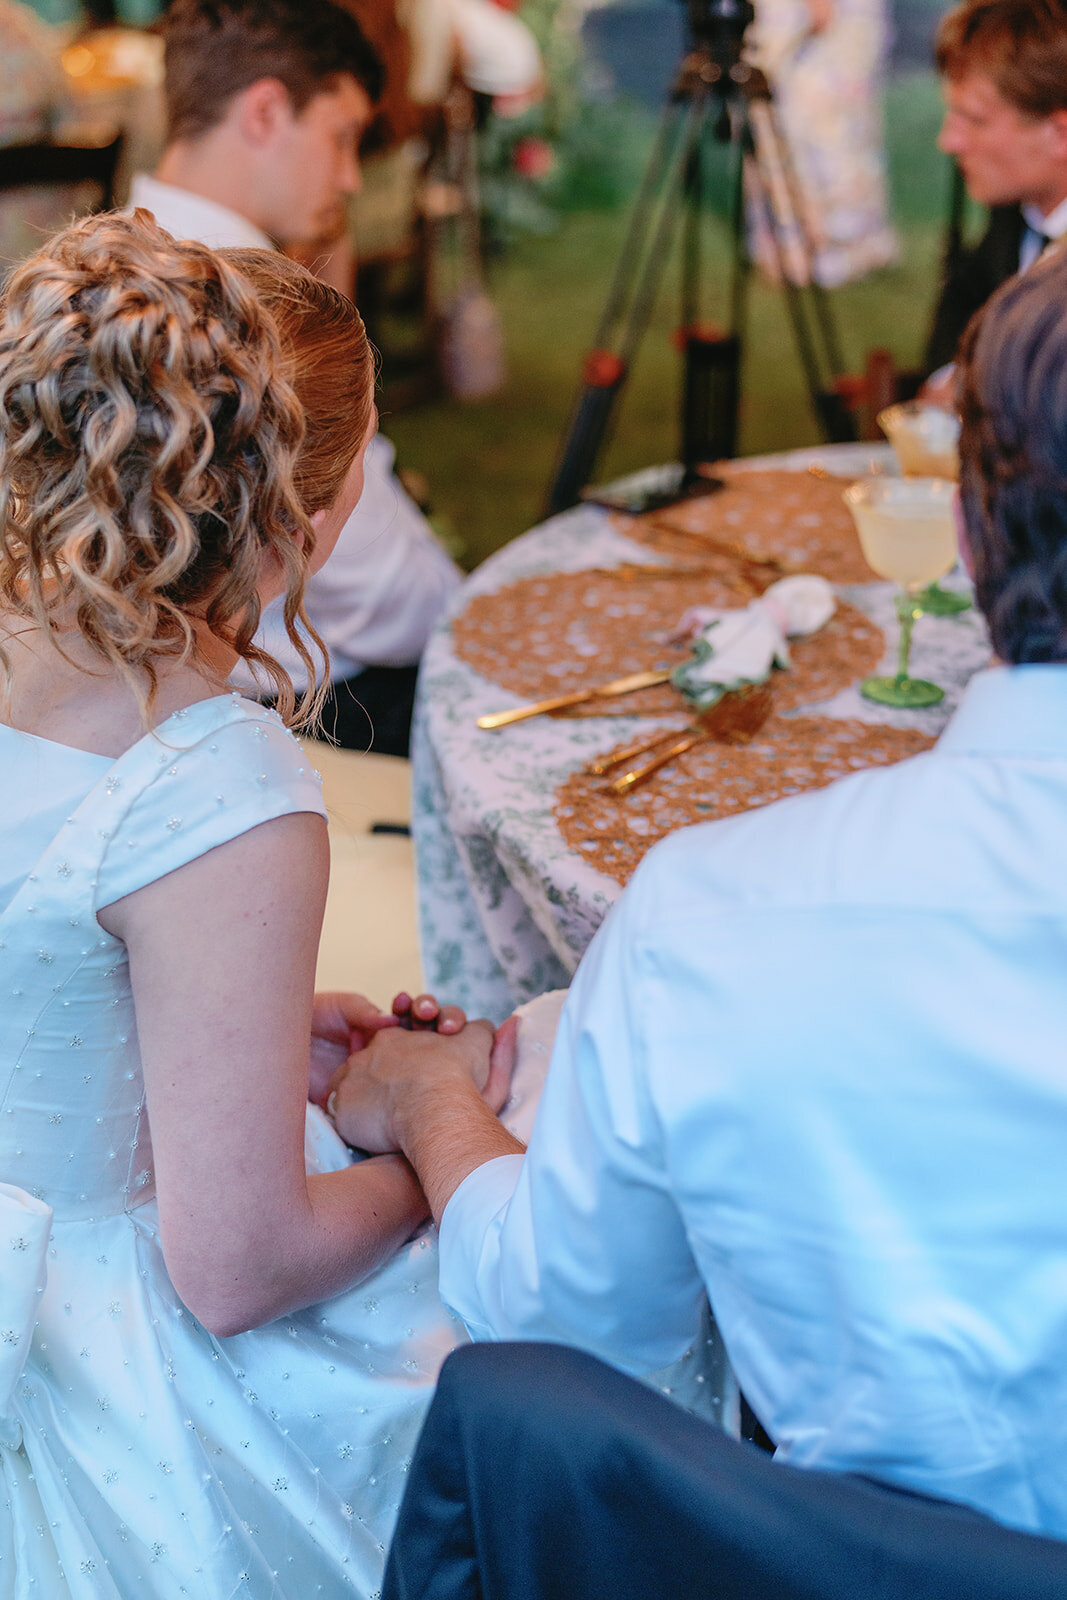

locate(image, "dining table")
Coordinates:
411 444 994 1023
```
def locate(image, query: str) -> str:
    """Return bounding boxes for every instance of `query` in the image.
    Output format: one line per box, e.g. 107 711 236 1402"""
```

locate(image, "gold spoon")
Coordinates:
611 684 775 794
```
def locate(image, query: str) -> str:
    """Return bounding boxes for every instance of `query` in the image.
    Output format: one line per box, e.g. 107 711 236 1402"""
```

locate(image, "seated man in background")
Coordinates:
131 0 461 755
926 0 1067 378
331 249 1067 1540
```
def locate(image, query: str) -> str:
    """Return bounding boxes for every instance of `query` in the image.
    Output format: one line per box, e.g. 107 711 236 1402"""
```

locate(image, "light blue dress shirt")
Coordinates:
440 665 1067 1536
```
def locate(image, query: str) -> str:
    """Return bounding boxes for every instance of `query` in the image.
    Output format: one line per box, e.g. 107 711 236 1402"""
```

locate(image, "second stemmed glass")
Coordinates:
843 476 959 708
877 402 971 617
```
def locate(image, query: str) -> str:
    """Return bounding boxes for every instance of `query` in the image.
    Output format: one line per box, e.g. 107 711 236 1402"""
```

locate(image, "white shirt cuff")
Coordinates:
438 1153 525 1340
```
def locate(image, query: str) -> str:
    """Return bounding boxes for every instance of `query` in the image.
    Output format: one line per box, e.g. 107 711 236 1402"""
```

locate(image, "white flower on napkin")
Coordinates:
671 575 835 708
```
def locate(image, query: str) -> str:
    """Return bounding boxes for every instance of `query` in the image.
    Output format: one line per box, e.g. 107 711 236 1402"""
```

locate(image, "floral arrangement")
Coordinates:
478 0 646 244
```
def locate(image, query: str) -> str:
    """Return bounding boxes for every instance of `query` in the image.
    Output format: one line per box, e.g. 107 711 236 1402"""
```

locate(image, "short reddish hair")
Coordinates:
936 0 1067 118
162 0 383 145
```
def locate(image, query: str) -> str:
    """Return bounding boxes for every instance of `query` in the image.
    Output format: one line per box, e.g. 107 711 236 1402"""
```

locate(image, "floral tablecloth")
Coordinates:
412 446 993 1022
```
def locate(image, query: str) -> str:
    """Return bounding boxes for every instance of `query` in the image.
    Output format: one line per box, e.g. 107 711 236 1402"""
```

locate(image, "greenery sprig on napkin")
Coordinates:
671 576 836 709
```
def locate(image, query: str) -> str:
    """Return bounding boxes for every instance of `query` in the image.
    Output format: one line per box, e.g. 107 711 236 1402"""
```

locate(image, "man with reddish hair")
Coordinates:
926 0 1067 374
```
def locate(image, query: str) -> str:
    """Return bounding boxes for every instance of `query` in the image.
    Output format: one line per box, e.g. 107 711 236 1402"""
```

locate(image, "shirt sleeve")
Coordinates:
95 711 327 909
447 0 543 95
233 435 462 692
437 860 708 1374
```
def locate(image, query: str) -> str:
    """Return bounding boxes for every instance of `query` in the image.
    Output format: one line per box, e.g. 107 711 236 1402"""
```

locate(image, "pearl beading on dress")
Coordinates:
0 697 459 1599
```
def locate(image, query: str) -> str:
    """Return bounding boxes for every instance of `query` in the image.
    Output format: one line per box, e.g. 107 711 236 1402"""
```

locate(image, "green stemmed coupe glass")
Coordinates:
843 476 959 709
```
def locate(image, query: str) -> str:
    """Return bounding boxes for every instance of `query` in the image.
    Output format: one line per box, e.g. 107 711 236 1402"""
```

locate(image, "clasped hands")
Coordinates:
309 989 517 1155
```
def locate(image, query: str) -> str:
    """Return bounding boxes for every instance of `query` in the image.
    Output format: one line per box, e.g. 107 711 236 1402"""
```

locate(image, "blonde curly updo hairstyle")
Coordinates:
0 210 348 728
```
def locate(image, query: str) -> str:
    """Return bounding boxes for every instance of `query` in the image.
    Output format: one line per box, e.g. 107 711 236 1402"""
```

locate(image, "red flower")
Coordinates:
512 136 555 179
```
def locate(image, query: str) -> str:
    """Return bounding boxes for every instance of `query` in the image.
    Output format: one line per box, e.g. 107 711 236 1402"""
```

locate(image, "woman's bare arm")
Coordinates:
99 813 481 1336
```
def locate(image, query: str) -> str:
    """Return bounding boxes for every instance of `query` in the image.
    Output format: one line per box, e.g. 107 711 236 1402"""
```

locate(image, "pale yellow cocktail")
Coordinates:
846 478 958 587
878 402 961 481
843 476 959 708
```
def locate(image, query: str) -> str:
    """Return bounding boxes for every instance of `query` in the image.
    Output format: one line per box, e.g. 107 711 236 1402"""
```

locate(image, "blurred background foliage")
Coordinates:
24 0 956 569
389 0 956 568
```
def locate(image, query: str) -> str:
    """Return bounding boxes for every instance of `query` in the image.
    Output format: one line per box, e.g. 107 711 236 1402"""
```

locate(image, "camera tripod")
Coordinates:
546 3 857 516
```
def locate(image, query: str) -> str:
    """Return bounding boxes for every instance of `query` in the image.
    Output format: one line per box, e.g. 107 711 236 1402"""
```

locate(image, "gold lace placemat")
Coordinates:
454 565 884 720
556 716 934 885
623 466 876 586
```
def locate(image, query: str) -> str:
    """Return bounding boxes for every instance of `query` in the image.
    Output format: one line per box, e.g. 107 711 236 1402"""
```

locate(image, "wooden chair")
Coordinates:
0 132 124 215
834 347 923 443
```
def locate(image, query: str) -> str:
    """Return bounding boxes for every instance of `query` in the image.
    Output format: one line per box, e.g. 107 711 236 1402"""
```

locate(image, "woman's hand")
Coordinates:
309 992 398 1108
391 991 467 1034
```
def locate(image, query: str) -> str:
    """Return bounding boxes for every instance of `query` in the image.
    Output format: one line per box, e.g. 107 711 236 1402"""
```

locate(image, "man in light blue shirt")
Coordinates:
329 250 1067 1538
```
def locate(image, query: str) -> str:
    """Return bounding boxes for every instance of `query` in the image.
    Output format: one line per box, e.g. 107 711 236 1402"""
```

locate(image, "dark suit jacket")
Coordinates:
385 1342 1067 1600
925 203 1026 375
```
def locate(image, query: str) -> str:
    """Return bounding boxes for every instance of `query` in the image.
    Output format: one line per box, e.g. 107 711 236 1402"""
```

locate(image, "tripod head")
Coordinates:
680 0 755 74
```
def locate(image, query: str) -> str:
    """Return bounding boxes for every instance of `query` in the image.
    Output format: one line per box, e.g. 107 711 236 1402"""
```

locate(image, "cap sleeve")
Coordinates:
96 703 327 910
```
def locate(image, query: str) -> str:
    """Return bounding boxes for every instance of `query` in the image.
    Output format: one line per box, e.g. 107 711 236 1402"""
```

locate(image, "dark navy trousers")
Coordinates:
384 1342 1067 1600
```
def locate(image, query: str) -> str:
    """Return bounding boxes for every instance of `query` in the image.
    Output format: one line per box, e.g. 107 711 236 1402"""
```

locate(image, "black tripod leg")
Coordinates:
679 120 743 470
549 378 629 517
547 94 707 514
590 95 696 349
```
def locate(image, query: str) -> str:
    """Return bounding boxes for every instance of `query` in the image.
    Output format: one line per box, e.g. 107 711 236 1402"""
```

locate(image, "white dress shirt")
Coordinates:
128 174 461 689
405 0 541 104
440 665 1067 1538
1019 196 1067 271
448 0 541 95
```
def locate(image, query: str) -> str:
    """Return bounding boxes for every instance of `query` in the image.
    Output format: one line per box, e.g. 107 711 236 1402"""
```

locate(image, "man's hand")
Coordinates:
309 990 469 1107
327 1020 497 1154
918 364 957 411
327 1017 525 1225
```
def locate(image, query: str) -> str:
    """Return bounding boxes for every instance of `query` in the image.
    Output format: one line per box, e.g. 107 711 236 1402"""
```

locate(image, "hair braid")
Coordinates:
0 209 328 728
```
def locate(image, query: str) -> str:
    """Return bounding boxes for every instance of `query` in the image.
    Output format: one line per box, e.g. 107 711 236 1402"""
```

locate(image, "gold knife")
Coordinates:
477 668 673 730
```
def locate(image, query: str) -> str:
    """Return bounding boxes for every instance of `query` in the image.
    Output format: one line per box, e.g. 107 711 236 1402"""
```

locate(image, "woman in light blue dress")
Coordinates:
0 211 502 1599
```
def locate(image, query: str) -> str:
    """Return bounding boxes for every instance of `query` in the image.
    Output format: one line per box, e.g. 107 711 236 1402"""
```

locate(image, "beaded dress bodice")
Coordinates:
0 810 152 1226
0 696 465 1600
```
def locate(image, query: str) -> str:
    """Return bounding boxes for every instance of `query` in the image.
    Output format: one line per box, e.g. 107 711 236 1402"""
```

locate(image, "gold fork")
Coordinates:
646 520 793 589
589 681 771 779
610 684 775 794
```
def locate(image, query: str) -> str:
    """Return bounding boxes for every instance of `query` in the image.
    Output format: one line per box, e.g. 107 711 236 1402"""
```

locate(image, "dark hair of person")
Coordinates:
956 248 1067 665
935 0 1067 119
161 0 384 145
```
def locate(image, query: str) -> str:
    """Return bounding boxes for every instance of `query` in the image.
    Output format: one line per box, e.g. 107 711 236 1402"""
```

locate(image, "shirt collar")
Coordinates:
937 664 1067 759
1022 196 1067 242
128 174 274 252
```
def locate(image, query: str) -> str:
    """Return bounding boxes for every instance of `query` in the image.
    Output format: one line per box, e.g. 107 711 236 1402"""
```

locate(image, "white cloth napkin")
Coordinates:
671 575 836 708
